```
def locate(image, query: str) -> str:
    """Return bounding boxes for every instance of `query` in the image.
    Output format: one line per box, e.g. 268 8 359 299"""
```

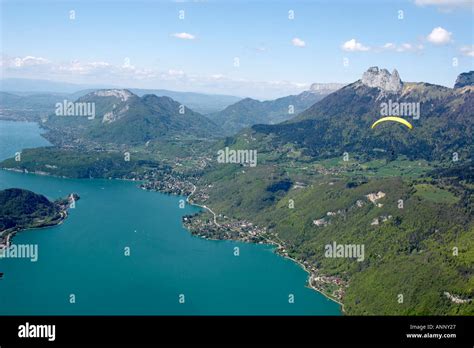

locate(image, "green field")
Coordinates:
414 184 459 204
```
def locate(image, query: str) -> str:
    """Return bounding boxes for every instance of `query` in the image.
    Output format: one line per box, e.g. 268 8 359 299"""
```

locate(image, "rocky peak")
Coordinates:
93 89 134 102
361 67 402 93
454 71 474 89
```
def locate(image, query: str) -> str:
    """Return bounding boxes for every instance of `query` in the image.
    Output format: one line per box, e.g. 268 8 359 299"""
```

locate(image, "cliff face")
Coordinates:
361 66 402 93
454 71 474 89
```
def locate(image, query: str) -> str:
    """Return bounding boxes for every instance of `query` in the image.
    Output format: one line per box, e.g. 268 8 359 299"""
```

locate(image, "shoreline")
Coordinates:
0 189 76 249
0 167 344 313
183 183 345 312
0 208 70 247
0 211 68 249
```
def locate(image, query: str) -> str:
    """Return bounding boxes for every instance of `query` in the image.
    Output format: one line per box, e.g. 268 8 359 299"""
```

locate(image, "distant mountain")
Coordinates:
242 67 473 161
43 89 222 146
0 91 69 121
0 79 242 114
129 89 241 114
0 78 115 94
68 88 242 114
0 91 65 110
208 83 344 135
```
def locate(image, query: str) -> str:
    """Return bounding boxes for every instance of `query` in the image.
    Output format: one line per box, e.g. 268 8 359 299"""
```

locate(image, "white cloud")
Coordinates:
427 27 452 45
1 55 50 68
268 80 308 89
383 42 397 50
57 60 116 75
122 60 134 69
171 32 195 40
291 38 306 47
381 42 424 52
341 39 370 52
168 69 185 76
460 45 474 57
210 74 225 79
0 55 310 99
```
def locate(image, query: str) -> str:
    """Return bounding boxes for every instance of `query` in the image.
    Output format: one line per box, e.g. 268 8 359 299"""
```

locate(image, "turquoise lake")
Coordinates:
0 120 341 315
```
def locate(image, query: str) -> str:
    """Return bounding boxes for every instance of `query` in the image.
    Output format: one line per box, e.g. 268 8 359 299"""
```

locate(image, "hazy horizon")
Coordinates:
1 0 472 99
0 65 469 101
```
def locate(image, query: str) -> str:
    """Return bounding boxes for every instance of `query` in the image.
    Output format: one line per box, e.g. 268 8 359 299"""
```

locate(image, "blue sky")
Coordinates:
1 0 473 99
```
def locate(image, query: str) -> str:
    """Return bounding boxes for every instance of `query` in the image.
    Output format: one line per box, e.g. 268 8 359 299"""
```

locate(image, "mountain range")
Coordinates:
0 78 241 115
4 70 471 161
244 68 473 162
189 68 474 315
208 83 345 135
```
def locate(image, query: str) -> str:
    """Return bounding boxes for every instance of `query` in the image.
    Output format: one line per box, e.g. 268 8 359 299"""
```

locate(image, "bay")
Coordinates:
0 120 341 315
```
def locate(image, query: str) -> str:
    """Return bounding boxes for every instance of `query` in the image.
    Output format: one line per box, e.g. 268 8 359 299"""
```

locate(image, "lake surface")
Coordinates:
0 120 341 315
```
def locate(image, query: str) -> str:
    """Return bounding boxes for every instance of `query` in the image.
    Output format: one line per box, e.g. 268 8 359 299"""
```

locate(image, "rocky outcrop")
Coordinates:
94 89 134 102
361 67 402 93
454 71 474 89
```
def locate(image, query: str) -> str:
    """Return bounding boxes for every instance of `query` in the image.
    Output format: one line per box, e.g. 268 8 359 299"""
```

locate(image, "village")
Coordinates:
140 172 195 196
138 167 395 305
140 171 359 304
182 210 347 303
